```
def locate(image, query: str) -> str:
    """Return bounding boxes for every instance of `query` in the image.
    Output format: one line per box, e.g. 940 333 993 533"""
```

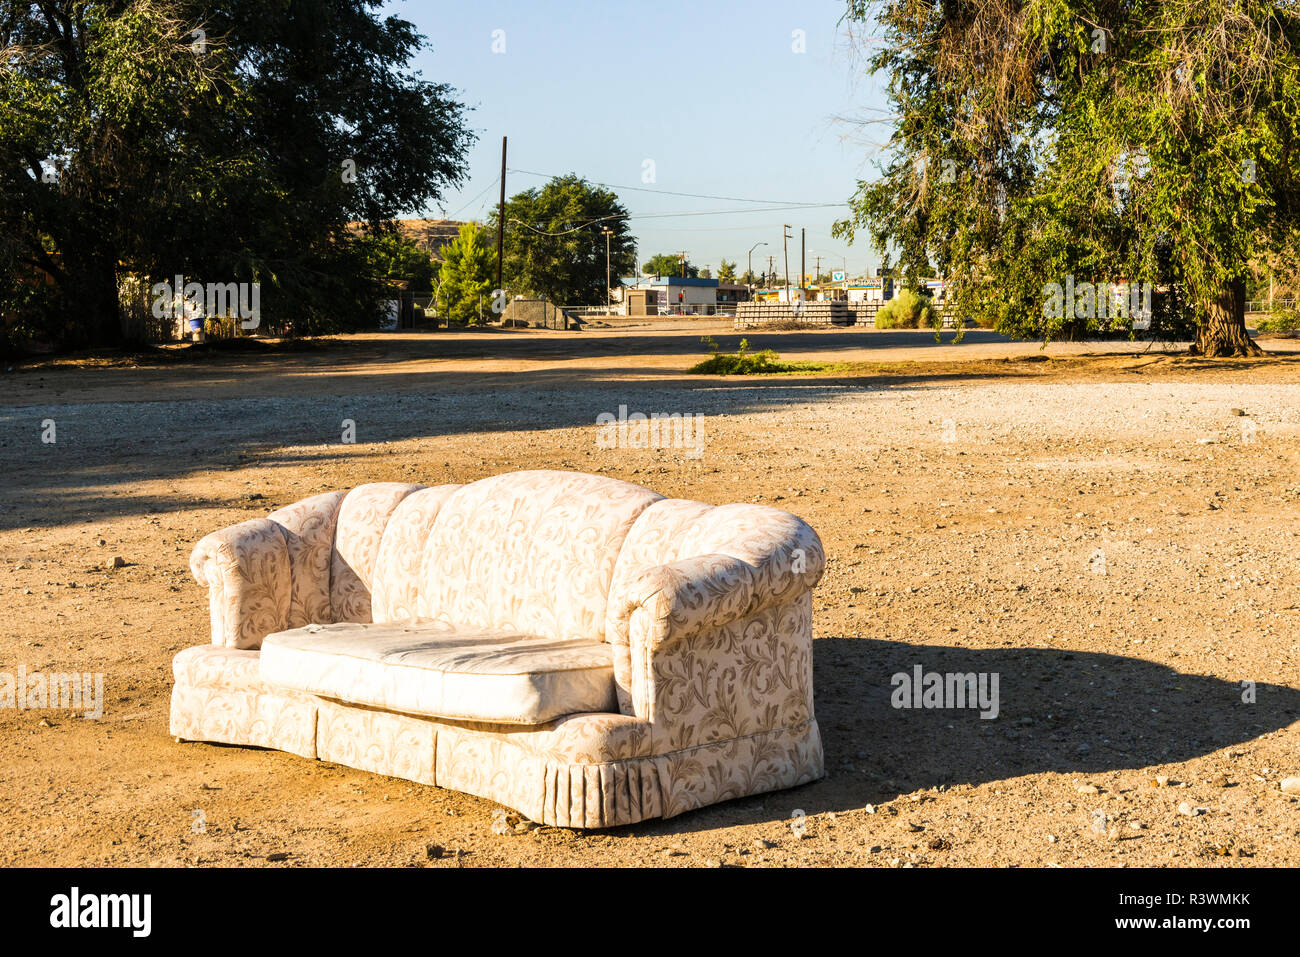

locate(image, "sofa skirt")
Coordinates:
171 673 823 829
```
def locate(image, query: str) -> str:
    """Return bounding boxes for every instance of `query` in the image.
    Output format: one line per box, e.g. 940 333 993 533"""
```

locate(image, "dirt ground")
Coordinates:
2 322 1299 868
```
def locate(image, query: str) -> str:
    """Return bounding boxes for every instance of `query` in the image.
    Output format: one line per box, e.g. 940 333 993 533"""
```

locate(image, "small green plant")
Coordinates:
689 337 794 374
1256 308 1300 334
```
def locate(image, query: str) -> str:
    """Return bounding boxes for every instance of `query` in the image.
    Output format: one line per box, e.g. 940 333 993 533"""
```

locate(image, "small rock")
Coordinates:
111 556 126 568
1279 777 1300 795
863 804 875 814
425 844 446 860
753 839 775 849
1153 775 1170 787
266 852 289 862
1077 784 1099 795
1230 408 1245 416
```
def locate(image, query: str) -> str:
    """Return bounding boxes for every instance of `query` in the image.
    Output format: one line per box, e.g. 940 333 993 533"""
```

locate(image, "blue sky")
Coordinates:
386 0 892 277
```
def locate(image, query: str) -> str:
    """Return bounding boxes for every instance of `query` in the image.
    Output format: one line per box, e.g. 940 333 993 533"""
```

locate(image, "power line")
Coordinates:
506 203 846 236
506 167 839 207
448 174 501 219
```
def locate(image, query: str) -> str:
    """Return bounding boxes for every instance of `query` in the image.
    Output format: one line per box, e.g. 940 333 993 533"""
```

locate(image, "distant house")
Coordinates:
621 275 720 316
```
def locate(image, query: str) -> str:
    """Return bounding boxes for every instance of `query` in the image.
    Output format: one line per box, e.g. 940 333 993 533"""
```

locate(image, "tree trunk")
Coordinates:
58 254 123 350
1191 276 1263 357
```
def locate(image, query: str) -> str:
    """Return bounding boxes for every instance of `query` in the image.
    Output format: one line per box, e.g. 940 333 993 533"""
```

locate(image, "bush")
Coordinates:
690 337 796 374
1256 308 1300 334
874 288 941 329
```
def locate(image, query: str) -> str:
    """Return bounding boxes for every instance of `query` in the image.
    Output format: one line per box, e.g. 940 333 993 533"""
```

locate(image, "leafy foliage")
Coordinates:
437 223 495 325
356 229 437 292
1256 308 1300 333
836 0 1300 356
717 259 738 283
0 0 473 349
690 337 798 374
874 288 940 330
643 253 697 278
490 175 635 305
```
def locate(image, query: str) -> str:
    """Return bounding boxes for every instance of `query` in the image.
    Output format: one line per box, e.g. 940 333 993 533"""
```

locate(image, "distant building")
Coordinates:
620 275 720 315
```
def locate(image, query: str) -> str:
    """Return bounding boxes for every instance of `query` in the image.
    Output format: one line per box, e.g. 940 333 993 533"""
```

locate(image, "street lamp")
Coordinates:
747 241 767 296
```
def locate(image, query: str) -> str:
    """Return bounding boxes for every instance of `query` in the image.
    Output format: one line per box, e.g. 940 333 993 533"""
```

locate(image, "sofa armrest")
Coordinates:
190 518 292 650
619 554 765 653
614 547 821 747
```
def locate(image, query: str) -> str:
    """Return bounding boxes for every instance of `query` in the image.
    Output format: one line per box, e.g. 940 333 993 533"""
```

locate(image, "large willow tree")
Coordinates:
836 0 1300 356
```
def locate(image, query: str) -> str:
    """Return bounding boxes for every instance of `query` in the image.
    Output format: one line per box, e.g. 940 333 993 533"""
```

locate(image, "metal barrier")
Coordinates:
1246 299 1296 313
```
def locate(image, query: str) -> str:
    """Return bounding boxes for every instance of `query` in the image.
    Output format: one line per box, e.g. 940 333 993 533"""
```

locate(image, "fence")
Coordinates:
1246 298 1296 313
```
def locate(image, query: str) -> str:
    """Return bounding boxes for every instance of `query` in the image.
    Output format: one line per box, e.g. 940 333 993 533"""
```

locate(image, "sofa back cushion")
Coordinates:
330 483 423 623
371 484 463 622
418 470 662 643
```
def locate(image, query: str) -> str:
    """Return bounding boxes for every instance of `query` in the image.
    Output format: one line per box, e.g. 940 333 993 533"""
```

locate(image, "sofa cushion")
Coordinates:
330 483 424 623
260 621 617 725
417 470 663 643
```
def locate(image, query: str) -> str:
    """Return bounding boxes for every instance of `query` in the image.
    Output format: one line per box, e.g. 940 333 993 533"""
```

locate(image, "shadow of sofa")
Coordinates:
170 469 825 828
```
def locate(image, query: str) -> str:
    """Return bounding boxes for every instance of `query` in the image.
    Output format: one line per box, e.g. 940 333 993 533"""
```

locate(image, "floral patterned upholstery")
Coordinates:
172 469 825 827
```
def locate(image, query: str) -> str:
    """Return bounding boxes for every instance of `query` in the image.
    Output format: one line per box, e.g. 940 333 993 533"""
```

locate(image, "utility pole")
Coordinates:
814 255 822 286
782 225 791 302
800 228 806 302
767 255 775 289
602 227 613 314
678 250 688 278
496 136 507 294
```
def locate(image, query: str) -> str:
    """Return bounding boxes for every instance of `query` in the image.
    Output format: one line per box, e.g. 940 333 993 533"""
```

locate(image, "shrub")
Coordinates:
690 337 794 374
874 288 941 329
1256 308 1300 334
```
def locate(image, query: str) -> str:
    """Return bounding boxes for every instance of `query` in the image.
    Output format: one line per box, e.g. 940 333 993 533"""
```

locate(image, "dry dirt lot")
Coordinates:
2 323 1299 867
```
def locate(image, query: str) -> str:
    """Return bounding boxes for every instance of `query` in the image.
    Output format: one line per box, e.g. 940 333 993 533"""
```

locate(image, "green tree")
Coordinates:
717 259 738 283
739 269 757 285
357 229 437 292
489 174 635 305
643 253 697 278
437 223 494 325
0 0 472 350
699 266 713 279
836 0 1300 356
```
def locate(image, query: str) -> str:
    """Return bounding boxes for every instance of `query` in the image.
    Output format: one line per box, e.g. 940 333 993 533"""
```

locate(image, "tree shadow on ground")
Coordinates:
622 637 1300 838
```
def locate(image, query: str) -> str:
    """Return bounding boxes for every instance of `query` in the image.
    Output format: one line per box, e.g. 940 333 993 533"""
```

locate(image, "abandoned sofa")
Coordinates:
170 469 825 828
